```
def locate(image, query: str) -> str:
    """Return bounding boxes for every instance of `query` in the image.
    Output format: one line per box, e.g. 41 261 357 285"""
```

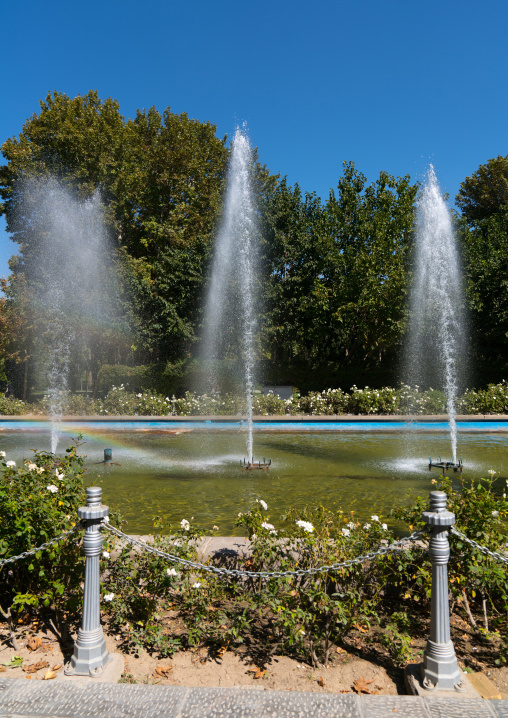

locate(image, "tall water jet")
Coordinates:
201 128 259 460
14 178 122 453
405 166 467 463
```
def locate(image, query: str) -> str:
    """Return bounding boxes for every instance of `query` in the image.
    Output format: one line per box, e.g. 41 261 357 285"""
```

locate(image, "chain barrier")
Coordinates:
0 525 82 568
103 523 426 579
451 526 508 565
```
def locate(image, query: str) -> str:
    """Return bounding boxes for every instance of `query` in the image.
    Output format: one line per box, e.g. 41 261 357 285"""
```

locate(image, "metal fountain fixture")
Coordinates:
429 457 463 474
241 457 272 471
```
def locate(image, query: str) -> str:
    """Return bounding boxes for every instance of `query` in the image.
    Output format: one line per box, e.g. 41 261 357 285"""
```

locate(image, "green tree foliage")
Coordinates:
456 155 508 225
0 92 230 388
457 155 508 383
262 165 418 389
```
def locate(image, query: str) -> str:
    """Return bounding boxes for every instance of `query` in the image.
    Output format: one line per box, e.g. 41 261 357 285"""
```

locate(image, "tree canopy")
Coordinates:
2 90 507 396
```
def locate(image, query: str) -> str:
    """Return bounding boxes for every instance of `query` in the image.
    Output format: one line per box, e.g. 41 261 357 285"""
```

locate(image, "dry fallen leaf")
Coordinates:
52 664 62 671
40 644 54 654
353 623 369 634
155 665 173 677
336 647 346 654
317 677 326 687
353 676 377 694
27 637 43 651
0 667 5 673
216 642 229 658
23 661 49 674
43 669 57 680
246 667 266 680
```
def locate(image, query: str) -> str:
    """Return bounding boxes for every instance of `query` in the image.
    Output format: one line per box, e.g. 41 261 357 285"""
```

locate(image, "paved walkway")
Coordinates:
0 678 507 718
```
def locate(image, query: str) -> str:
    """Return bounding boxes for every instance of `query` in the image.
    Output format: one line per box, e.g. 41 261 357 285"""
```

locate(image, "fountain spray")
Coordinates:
406 166 466 463
201 127 259 461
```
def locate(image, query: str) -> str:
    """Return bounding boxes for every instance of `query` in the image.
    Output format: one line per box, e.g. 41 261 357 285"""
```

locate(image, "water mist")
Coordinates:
17 178 119 453
406 166 466 462
201 128 259 460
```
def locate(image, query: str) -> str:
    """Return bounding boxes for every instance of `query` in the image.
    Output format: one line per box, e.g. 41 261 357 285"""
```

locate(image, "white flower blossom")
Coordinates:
251 534 257 540
180 519 190 531
6 460 16 468
261 522 275 531
381 523 388 530
371 515 379 522
257 499 268 510
28 463 37 471
270 529 278 535
47 484 58 493
492 511 500 518
212 525 219 531
55 470 65 481
103 516 110 523
347 521 355 530
167 568 178 577
192 582 201 589
363 523 371 530
103 593 115 602
341 528 350 537
0 451 5 458
102 551 110 558
487 469 497 477
296 520 314 533
36 466 44 474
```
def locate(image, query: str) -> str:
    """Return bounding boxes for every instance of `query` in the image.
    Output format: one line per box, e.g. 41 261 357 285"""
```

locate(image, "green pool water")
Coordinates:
1 428 506 535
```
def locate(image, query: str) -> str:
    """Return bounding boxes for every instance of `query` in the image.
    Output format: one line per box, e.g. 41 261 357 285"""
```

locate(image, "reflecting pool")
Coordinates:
1 423 506 535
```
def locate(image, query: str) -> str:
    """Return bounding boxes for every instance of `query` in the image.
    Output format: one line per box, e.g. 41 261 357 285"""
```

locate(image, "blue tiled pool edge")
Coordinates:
1 417 508 432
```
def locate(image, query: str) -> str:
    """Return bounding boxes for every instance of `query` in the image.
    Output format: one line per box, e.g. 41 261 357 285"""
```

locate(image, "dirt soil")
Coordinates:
1 622 507 698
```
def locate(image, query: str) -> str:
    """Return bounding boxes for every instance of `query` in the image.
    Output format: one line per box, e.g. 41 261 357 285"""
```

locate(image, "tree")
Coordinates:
261 165 418 389
456 155 508 225
0 91 232 387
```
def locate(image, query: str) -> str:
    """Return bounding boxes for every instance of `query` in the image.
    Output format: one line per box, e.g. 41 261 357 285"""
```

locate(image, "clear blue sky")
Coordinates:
1 0 507 280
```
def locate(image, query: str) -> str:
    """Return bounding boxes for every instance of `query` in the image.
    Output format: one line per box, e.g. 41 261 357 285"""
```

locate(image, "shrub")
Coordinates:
0 439 86 627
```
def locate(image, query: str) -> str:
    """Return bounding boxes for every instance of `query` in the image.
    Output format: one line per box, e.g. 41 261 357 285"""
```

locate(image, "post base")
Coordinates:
64 627 110 677
405 662 479 698
422 639 464 691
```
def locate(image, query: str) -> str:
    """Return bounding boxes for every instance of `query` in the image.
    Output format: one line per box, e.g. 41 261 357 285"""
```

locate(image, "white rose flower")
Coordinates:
347 521 355 530
55 470 65 480
371 515 379 522
363 523 371 530
261 522 275 531
296 520 314 533
381 523 388 530
102 551 110 559
103 593 115 602
28 463 37 471
341 528 350 537
0 451 5 458
257 499 268 510
6 460 16 468
492 511 500 518
167 568 178 577
47 484 58 493
180 519 190 531
36 467 44 474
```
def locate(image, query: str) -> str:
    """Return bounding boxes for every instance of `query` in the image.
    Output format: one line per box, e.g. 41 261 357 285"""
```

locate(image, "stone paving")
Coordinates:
0 678 507 718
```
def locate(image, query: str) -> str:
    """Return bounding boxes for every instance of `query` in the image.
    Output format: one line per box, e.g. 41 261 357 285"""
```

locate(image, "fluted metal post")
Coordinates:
65 487 110 677
421 490 464 691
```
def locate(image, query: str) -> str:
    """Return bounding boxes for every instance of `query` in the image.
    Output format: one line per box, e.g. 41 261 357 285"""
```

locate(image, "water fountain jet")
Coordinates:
405 166 467 466
201 127 270 468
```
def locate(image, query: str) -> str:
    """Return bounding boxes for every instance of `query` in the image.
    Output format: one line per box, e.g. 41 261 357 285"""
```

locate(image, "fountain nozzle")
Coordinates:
241 457 271 471
429 457 463 474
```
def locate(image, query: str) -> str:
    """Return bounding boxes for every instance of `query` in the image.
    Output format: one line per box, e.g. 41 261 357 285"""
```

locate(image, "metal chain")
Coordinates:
451 526 508 565
104 523 426 579
0 525 81 567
